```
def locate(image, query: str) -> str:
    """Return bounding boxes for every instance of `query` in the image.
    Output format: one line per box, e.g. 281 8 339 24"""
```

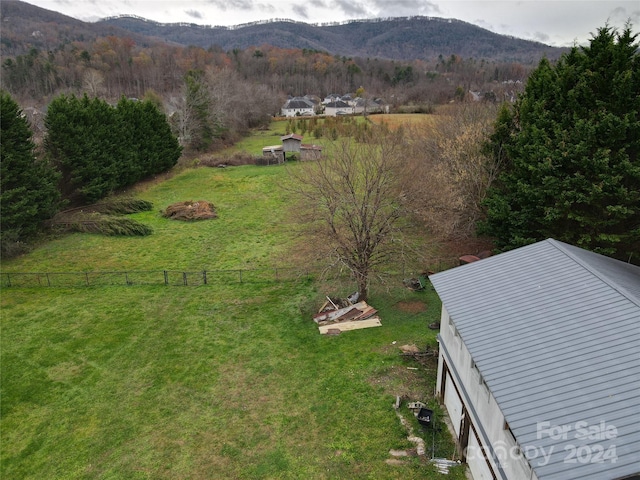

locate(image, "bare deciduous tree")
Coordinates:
82 68 104 96
287 133 405 301
403 103 502 240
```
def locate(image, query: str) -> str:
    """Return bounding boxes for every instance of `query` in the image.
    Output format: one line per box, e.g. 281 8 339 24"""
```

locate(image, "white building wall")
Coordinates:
282 107 314 117
436 306 538 480
324 106 353 117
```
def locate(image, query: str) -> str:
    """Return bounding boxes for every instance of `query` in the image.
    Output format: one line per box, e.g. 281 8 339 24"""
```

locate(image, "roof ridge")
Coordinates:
547 238 640 308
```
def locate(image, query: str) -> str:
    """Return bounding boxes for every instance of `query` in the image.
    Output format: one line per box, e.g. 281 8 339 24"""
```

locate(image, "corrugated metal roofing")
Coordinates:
430 239 640 480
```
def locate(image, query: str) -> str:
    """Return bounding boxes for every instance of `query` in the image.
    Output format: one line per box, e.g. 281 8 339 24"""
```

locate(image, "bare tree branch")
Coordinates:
286 131 406 300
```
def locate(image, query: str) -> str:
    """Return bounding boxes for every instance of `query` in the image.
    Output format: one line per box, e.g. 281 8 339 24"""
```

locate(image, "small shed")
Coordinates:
281 133 303 153
300 144 323 161
261 145 284 164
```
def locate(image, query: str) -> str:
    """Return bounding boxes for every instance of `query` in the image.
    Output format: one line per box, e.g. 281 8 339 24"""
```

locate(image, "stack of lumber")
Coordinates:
313 300 381 334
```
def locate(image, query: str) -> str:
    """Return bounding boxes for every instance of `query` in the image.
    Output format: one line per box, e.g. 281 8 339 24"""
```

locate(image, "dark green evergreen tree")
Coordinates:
0 91 60 255
184 70 214 151
45 95 181 205
116 97 181 180
45 94 121 204
479 25 640 263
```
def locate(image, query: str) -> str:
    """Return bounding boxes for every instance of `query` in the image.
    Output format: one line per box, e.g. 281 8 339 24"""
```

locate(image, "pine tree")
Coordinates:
44 95 181 205
480 25 640 262
1 91 60 254
44 94 121 203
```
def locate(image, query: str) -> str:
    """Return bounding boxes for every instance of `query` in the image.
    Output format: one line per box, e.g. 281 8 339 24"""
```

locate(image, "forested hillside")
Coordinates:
99 16 562 63
2 1 563 62
0 4 537 109
1 2 538 146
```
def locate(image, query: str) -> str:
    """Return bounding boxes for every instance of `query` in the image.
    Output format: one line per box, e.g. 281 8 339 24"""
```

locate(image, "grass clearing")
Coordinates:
368 114 438 130
1 159 464 478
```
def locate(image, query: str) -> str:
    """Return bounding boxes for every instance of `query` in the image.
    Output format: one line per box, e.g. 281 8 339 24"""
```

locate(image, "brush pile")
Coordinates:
162 200 217 221
49 199 154 236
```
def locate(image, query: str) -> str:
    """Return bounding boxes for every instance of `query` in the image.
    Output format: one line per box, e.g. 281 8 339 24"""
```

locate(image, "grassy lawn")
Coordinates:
1 162 465 479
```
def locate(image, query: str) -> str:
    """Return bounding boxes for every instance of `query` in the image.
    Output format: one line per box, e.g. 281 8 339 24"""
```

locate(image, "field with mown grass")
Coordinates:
217 114 437 157
1 143 466 478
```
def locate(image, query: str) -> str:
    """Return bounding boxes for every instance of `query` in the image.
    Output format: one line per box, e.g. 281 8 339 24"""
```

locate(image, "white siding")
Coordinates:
468 429 494 480
444 374 463 436
436 306 537 480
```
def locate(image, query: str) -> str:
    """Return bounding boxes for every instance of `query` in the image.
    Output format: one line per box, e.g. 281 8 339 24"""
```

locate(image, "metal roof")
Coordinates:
283 98 314 109
280 133 303 141
430 239 640 480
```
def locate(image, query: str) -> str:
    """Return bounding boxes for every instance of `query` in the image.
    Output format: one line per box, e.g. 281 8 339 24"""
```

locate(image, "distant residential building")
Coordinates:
281 97 315 117
324 100 353 116
322 94 342 104
352 97 383 114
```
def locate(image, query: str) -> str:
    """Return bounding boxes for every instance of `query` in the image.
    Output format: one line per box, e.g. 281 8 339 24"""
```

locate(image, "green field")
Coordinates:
1 160 465 479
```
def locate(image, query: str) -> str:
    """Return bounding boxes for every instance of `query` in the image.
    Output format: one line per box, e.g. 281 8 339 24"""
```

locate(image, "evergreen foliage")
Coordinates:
58 198 154 215
184 70 215 150
0 91 60 255
44 95 181 205
479 26 640 262
51 214 153 236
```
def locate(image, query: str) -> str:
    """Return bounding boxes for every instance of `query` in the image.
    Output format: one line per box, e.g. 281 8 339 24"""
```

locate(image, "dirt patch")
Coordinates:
395 301 427 313
162 200 217 221
441 237 494 258
368 365 432 399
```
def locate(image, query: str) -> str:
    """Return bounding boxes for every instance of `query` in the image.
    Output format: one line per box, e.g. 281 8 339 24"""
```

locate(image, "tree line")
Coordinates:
1 91 181 256
288 24 639 302
1 35 530 125
1 25 638 269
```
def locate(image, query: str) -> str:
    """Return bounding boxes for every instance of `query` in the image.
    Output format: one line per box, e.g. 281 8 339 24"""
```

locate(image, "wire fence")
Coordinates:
1 258 459 289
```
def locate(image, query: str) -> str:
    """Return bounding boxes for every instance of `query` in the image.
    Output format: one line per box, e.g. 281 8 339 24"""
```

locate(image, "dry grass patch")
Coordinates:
369 114 438 130
395 301 427 314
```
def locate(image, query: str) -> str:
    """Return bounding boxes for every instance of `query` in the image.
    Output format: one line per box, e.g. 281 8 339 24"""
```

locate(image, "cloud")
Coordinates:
609 6 640 24
292 4 309 19
206 0 254 11
185 9 204 20
332 0 369 17
472 18 494 31
533 31 550 43
371 0 441 17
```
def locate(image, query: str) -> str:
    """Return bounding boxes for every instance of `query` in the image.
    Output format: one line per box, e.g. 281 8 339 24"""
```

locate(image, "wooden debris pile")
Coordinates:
162 200 217 221
313 297 381 335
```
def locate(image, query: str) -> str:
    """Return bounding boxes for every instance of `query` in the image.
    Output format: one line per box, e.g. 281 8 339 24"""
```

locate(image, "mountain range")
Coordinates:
1 0 563 63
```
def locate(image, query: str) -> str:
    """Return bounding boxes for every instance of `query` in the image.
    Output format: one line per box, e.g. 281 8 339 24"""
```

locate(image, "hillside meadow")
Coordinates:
1 120 466 479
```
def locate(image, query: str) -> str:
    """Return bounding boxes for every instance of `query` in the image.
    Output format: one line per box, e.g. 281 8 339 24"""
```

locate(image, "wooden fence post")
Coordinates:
164 270 168 285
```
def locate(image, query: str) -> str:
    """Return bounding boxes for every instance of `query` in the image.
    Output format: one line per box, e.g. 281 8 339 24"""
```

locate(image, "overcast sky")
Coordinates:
24 0 640 47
